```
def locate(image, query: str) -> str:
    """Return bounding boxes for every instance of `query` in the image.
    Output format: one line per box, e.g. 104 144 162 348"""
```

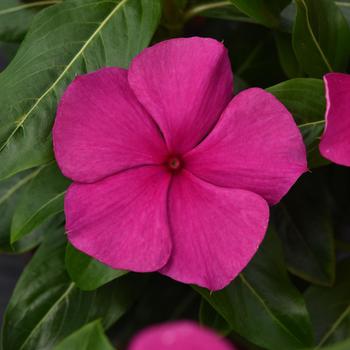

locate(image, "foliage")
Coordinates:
0 0 349 349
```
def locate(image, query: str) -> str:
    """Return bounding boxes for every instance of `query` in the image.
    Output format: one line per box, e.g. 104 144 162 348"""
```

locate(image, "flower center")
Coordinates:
166 156 183 172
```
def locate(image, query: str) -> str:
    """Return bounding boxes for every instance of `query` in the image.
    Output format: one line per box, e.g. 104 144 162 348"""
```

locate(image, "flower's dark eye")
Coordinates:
168 157 181 170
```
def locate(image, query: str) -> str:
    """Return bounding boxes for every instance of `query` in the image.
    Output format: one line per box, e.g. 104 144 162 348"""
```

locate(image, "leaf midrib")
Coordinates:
239 274 306 347
11 191 66 243
316 304 350 348
296 0 333 72
18 282 75 350
0 0 61 16
0 0 129 153
0 166 45 206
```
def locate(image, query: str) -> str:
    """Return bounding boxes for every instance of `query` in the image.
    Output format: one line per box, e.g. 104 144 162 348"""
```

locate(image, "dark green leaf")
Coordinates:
274 32 302 78
0 0 60 42
0 168 44 252
0 0 161 180
184 2 254 23
53 320 114 350
305 259 350 348
267 78 327 167
273 169 335 286
10 162 70 243
194 229 314 350
229 0 291 28
0 227 144 350
293 0 350 78
199 299 232 336
65 243 127 291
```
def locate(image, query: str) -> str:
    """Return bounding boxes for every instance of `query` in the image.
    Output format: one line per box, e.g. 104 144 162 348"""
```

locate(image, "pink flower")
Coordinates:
319 73 350 166
53 37 306 290
128 321 235 350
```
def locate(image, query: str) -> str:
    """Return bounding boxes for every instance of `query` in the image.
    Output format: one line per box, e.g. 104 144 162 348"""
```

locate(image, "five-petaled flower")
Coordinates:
53 37 307 291
319 73 350 166
128 321 235 350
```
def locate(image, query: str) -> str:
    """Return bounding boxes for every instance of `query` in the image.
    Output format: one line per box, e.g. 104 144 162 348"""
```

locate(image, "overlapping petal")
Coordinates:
129 321 235 350
185 88 307 205
160 170 269 291
65 166 172 272
53 67 167 183
319 73 350 166
128 37 233 154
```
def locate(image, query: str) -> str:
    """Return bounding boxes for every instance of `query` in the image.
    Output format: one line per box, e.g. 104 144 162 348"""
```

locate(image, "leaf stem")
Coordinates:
298 120 325 128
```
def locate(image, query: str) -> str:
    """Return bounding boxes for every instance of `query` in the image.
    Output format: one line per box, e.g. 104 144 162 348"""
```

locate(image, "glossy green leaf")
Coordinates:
0 168 44 253
10 162 70 243
229 0 291 27
0 0 161 180
273 169 335 286
0 0 60 42
267 78 327 167
65 243 127 291
0 227 144 350
53 320 114 350
267 78 325 124
293 0 350 78
195 229 314 350
305 259 350 348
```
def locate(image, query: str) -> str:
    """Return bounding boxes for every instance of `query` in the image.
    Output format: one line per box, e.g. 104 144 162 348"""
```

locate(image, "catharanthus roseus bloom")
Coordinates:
53 37 306 290
319 73 350 166
128 321 235 350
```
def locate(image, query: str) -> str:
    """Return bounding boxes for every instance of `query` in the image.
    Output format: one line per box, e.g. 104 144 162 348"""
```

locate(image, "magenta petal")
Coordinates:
128 37 233 154
160 171 269 291
185 88 307 205
320 73 350 166
65 166 172 272
53 67 167 183
129 321 235 350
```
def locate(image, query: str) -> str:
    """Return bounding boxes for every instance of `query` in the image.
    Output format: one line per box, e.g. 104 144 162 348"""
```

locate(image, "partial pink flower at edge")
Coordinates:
319 73 350 166
53 37 307 291
128 321 235 350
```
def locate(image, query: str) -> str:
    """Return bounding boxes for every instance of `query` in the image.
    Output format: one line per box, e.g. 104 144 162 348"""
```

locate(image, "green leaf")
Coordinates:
305 259 350 348
229 0 291 27
0 0 60 42
184 1 255 23
293 0 350 78
274 32 302 78
337 0 350 25
320 338 350 350
0 0 161 180
65 243 127 291
53 320 114 350
273 169 335 286
267 78 327 168
199 299 232 336
0 168 44 253
0 227 144 350
10 162 70 243
194 229 314 350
